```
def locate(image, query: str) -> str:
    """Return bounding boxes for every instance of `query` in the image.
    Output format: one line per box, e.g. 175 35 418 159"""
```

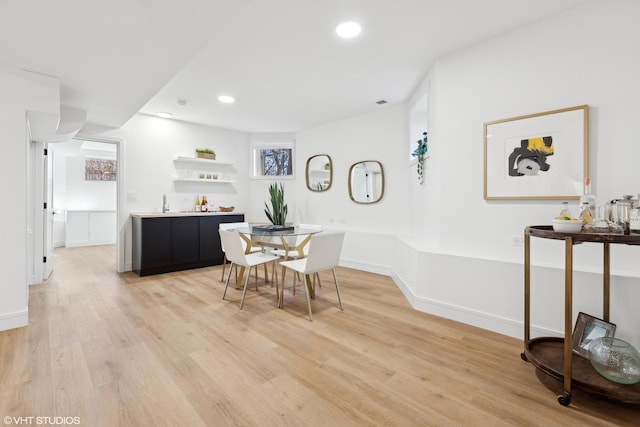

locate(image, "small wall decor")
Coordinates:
412 131 428 185
484 105 588 200
571 312 616 359
85 158 116 181
348 160 384 204
195 148 216 160
306 154 332 192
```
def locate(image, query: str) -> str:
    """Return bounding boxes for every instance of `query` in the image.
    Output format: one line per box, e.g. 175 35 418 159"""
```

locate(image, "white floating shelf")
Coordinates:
173 156 234 166
173 178 236 184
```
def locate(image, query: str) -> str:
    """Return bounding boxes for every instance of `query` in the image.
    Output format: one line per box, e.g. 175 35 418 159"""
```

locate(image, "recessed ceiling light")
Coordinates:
218 95 235 104
336 21 361 38
156 111 172 118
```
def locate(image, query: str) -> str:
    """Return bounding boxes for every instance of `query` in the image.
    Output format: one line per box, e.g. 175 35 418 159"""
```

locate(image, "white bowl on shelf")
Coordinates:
552 218 583 233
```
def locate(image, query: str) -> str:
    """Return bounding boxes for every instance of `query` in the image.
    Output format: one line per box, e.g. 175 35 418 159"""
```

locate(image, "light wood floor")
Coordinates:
1 245 638 426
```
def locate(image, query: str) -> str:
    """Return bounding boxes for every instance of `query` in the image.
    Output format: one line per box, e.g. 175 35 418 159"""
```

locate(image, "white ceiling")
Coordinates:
0 0 591 133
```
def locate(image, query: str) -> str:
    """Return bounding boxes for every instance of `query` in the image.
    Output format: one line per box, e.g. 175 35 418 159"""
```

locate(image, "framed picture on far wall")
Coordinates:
571 312 616 358
483 104 588 200
85 158 117 181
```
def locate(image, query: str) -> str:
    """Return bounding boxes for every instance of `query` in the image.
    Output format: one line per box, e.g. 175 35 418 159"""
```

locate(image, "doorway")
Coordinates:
44 137 122 278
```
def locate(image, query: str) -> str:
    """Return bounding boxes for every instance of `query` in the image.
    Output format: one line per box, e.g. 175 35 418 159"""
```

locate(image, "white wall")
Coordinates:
397 0 640 346
64 155 117 210
0 67 59 331
105 113 250 271
0 71 29 331
294 104 411 273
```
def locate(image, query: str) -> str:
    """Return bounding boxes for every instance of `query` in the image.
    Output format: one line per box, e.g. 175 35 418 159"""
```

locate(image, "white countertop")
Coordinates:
131 211 243 218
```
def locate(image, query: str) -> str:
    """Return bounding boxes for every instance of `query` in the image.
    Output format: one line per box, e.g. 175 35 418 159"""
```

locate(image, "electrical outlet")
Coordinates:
511 235 524 247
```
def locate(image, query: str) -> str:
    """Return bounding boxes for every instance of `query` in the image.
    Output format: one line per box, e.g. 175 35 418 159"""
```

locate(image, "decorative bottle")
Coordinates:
558 201 571 219
579 177 596 217
579 202 593 224
195 195 201 212
202 195 208 212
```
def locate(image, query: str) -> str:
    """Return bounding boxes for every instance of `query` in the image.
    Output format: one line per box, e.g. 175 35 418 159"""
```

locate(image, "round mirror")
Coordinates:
306 154 332 192
348 160 384 204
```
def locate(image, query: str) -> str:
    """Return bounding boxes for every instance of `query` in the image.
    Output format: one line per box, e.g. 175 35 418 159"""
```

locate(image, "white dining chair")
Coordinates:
220 229 280 309
272 223 323 293
219 221 263 282
279 231 345 321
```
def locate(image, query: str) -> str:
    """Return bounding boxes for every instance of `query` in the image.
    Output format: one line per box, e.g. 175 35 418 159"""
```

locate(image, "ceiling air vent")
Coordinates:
376 100 388 105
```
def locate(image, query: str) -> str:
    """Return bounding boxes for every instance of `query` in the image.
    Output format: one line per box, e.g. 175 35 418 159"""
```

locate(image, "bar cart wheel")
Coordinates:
557 392 572 406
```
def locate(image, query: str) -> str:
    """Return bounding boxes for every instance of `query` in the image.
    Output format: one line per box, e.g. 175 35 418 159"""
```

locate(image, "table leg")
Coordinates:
603 242 610 322
563 236 573 399
524 232 531 345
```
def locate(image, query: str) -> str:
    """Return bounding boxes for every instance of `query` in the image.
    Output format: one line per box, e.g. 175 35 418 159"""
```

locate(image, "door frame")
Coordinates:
31 134 126 280
72 134 126 272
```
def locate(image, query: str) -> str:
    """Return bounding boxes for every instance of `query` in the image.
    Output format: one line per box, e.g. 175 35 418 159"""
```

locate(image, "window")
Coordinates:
409 92 428 161
251 140 295 179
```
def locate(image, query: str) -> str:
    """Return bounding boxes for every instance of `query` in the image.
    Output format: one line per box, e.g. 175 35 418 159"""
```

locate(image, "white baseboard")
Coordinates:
65 239 116 248
0 308 28 332
390 270 561 341
341 257 391 276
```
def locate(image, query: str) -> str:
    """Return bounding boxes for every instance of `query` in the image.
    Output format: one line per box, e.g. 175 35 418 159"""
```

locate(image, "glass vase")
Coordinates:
588 337 640 385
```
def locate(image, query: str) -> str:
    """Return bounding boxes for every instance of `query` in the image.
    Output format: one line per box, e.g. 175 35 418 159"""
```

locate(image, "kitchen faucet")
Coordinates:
162 194 169 213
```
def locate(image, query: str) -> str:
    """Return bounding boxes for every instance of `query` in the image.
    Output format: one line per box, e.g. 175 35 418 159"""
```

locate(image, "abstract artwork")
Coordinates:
484 105 588 200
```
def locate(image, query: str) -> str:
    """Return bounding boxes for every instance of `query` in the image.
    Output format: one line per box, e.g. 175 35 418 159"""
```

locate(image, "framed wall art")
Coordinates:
571 312 616 358
85 158 117 181
484 105 588 200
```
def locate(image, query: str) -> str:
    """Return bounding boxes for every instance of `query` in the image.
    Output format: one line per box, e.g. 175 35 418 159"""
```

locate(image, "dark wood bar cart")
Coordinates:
522 225 640 406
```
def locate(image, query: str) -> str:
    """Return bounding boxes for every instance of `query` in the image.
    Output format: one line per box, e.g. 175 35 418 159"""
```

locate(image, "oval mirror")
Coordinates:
306 154 332 192
348 160 384 204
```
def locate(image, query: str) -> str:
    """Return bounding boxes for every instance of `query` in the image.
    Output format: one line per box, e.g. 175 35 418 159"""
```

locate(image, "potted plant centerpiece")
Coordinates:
264 182 290 229
195 148 216 160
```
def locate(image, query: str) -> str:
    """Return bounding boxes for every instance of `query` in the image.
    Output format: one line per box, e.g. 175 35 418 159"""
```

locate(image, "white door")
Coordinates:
43 145 54 280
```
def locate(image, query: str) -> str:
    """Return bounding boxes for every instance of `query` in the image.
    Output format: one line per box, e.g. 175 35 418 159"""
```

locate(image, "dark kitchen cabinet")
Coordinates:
132 213 244 276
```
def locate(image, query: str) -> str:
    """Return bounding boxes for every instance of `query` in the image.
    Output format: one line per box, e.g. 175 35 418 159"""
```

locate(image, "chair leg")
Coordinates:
332 268 343 311
293 271 297 295
302 273 313 322
222 262 234 300
254 266 259 290
279 266 287 308
240 266 253 310
272 261 280 307
220 255 227 282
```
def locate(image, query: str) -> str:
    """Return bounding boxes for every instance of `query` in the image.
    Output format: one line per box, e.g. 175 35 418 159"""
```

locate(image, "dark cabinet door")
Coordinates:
140 217 172 269
200 214 245 263
171 216 200 266
199 216 223 263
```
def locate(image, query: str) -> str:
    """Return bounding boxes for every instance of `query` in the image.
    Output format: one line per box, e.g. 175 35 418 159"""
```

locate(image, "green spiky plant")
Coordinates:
264 182 288 225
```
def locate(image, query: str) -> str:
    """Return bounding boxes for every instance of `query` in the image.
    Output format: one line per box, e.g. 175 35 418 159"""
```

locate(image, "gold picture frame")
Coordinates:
484 105 588 200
